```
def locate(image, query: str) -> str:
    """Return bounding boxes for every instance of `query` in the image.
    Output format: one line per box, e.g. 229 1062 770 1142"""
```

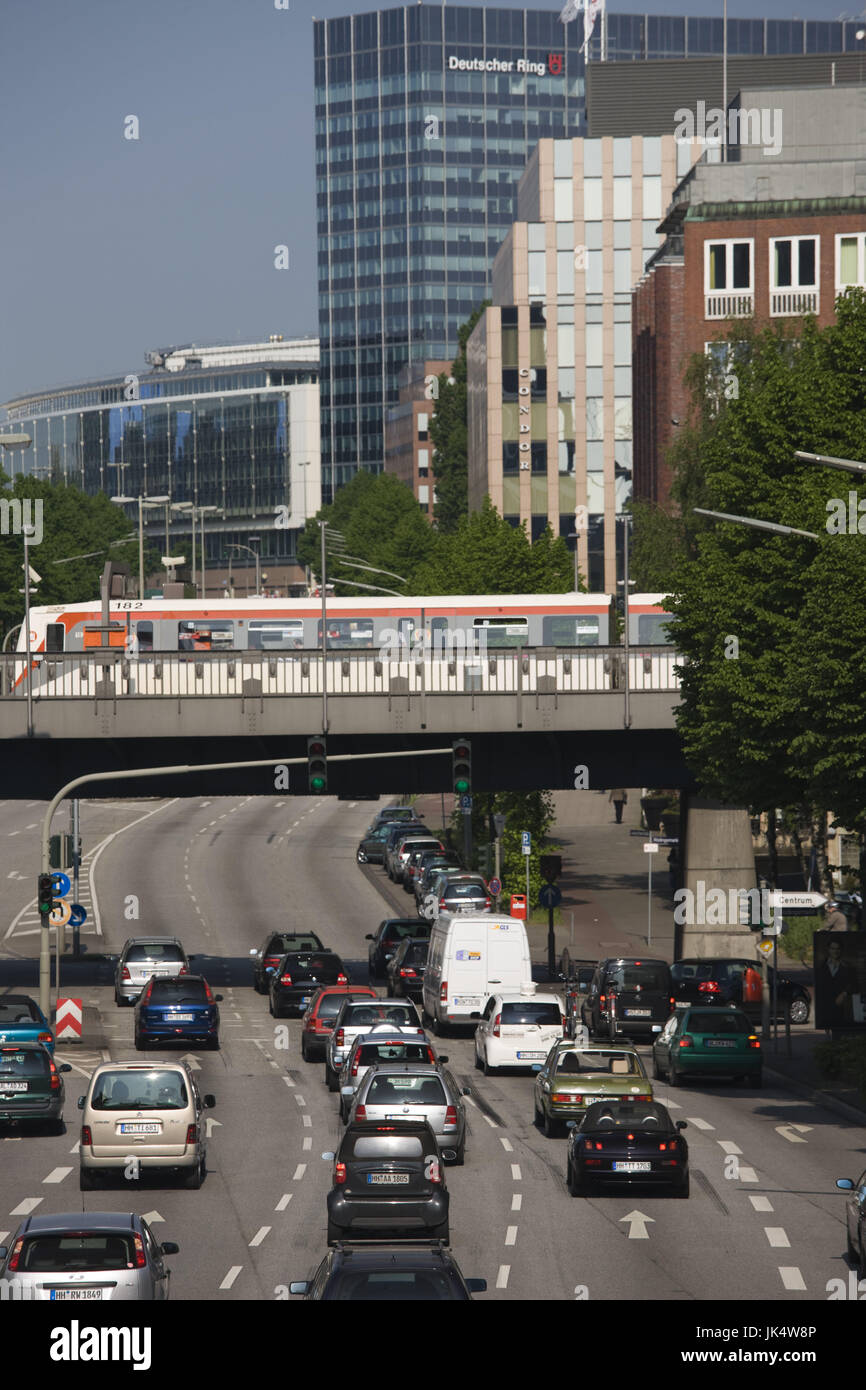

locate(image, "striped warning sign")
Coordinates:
55 997 83 1043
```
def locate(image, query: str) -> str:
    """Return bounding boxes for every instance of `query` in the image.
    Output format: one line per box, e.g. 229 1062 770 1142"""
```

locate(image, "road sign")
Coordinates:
51 872 71 897
630 832 678 845
521 831 531 856
643 842 660 854
55 997 83 1042
767 891 827 910
539 884 562 909
69 904 87 927
488 877 502 897
49 900 72 928
492 814 506 838
460 794 473 812
756 937 775 955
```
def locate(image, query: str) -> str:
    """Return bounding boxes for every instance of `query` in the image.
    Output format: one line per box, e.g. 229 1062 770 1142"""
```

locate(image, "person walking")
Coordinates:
822 901 849 932
608 789 627 824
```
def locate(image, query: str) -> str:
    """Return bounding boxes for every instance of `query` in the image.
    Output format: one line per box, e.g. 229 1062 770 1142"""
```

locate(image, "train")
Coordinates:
14 593 674 655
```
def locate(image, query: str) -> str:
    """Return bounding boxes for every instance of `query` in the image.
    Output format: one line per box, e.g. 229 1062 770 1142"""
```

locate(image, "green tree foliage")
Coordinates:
295 470 433 595
429 302 489 532
412 498 574 595
666 290 866 868
0 474 146 642
453 789 558 905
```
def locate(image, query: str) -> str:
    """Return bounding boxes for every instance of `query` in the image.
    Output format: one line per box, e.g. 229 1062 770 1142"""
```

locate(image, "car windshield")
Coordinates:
125 944 184 963
0 1000 40 1025
316 993 362 1019
366 1075 446 1105
610 965 670 990
346 1005 418 1028
90 1070 189 1110
147 981 208 1003
358 1043 433 1065
282 954 341 974
500 1002 561 1026
346 1135 426 1160
687 1012 751 1034
383 923 423 942
329 1270 461 1300
0 1049 49 1075
581 1102 672 1131
269 935 322 954
554 1050 643 1075
17 1235 137 1272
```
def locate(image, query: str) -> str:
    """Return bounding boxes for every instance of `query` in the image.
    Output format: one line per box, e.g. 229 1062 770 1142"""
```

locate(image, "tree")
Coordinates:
412 498 574 595
454 789 558 906
429 302 489 532
296 470 436 595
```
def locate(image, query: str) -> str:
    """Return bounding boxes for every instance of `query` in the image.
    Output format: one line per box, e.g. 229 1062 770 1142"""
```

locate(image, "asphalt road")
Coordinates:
0 794 862 1304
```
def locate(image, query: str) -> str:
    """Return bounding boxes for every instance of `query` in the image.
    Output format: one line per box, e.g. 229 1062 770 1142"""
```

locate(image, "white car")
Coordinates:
473 991 566 1074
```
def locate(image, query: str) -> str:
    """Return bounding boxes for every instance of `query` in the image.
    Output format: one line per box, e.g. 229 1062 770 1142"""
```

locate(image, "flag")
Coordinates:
582 0 604 56
558 0 582 24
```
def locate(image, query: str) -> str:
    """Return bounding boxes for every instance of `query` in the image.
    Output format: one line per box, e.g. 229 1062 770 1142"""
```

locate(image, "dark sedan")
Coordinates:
386 938 430 1002
250 931 326 993
269 952 348 1018
670 957 810 1024
0 1042 71 1133
366 919 428 981
566 1100 689 1196
324 1121 449 1244
836 1169 866 1278
289 1242 486 1300
134 976 223 1051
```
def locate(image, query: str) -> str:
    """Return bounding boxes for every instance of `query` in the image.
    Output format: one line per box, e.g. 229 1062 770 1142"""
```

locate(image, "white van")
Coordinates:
422 913 532 1032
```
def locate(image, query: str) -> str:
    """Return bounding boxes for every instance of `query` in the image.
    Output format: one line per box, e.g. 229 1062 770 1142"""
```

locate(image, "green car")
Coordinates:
0 1041 71 1133
532 1043 653 1137
652 1007 762 1088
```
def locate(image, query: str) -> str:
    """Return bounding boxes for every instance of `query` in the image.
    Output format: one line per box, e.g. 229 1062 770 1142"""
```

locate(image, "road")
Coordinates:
0 793 861 1304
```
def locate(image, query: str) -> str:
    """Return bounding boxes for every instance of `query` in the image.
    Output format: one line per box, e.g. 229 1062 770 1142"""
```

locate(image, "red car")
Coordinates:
300 985 378 1062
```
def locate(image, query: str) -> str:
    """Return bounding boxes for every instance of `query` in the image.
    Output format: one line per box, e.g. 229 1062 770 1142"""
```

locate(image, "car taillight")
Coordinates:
37 1032 52 1046
699 981 720 994
440 982 447 1003
204 982 214 1002
659 1139 678 1151
635 1095 652 1102
444 1105 457 1128
599 994 606 1007
186 1124 198 1144
133 1233 147 1268
337 973 348 984
400 968 416 978
748 1036 761 1049
427 1159 442 1184
485 898 491 909
264 957 279 970
553 1092 581 1103
439 899 446 909
334 1162 347 1185
678 1035 694 1048
335 1029 344 1047
492 1013 501 1038
81 1125 92 1145
179 965 188 975
121 966 131 981
426 1047 436 1062
350 1058 359 1077
141 983 152 1003
49 1062 60 1091
7 1238 23 1272
562 1016 568 1034
583 1139 603 1150
355 1105 366 1121
669 997 675 1011
280 974 293 985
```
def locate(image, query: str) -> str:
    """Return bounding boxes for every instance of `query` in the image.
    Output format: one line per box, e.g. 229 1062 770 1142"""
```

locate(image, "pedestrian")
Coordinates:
608 789 627 824
822 900 849 932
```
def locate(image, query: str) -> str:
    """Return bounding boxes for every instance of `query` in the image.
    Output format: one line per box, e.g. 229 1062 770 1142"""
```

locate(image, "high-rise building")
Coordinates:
313 4 855 500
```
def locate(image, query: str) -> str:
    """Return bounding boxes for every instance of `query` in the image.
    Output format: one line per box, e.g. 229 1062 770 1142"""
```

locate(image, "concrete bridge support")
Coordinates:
678 796 757 959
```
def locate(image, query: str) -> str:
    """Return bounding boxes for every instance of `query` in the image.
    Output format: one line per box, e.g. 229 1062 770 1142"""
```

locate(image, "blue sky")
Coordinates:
0 0 859 404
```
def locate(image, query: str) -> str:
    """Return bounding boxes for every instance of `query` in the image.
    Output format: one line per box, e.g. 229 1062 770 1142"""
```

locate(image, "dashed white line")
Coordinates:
717 1141 742 1155
511 1194 522 1212
43 1168 72 1184
765 1228 790 1248
10 1198 42 1216
463 1094 478 1109
219 1266 242 1290
69 1142 80 1155
249 1227 271 1247
294 1094 306 1107
0 1232 8 1245
302 1115 312 1128
505 1226 518 1246
282 1075 295 1089
499 1136 513 1152
686 1116 714 1130
292 1164 307 1181
510 1164 522 1181
749 1195 774 1212
496 1265 510 1288
779 1267 806 1291
302 1137 312 1150
738 1166 758 1182
275 1194 293 1211
483 1115 497 1128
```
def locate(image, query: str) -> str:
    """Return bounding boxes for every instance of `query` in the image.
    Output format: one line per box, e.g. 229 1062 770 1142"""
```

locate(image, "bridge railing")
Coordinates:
0 647 682 699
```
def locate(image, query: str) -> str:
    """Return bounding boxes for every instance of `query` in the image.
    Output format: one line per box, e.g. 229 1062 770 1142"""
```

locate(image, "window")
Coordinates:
837 233 866 291
177 620 235 652
317 618 374 648
554 179 573 221
770 236 819 315
473 616 528 646
248 621 305 650
542 615 601 646
705 239 754 317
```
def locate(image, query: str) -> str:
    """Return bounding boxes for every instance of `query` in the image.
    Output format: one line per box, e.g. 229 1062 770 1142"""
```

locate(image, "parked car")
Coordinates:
78 1060 215 1189
0 995 55 1055
268 951 347 1018
473 991 565 1073
532 1043 652 1137
652 1007 762 1088
670 957 810 1024
114 938 191 1007
300 985 378 1063
387 836 445 885
430 876 491 920
379 823 427 874
414 855 463 908
250 932 326 993
386 938 430 1001
581 958 675 1041
339 1032 443 1122
0 1040 71 1133
289 1242 486 1300
346 1062 469 1164
133 975 222 1051
565 1100 689 1197
370 805 423 831
0 1212 179 1301
357 823 405 865
835 1168 866 1278
323 1120 449 1243
367 918 429 981
404 846 448 896
325 998 425 1092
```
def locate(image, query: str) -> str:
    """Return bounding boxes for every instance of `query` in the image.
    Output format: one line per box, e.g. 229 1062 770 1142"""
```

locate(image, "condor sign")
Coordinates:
447 53 565 76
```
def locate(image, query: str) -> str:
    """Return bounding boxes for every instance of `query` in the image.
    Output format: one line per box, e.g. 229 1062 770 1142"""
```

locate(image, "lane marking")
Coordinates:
249 1227 271 1248
302 1115 312 1128
483 1115 497 1128
749 1195 773 1212
686 1116 714 1130
294 1094 306 1107
10 1197 43 1216
220 1266 242 1290
499 1137 513 1152
69 1141 80 1154
511 1164 522 1181
282 1075 295 1089
505 1225 518 1246
717 1141 742 1155
43 1167 73 1184
776 1124 812 1144
292 1164 306 1181
275 1194 293 1211
496 1265 510 1288
302 1137 312 1150
765 1227 790 1248
511 1194 522 1212
779 1267 806 1291
738 1166 758 1182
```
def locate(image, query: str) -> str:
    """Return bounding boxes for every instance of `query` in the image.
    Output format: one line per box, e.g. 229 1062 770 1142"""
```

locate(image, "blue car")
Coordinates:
133 976 223 1051
0 996 55 1056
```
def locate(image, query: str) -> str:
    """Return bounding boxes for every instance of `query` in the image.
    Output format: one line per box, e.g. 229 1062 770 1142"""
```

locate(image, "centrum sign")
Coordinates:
448 53 564 76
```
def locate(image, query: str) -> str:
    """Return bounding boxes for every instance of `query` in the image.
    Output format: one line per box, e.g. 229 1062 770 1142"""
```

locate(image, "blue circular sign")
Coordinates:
69 904 87 927
538 883 562 909
51 872 71 897
488 878 502 896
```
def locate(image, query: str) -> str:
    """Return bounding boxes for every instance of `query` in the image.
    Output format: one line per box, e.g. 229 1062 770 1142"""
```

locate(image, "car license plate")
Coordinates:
674 1000 690 1007
613 1161 651 1172
169 1014 194 1022
120 1122 160 1134
51 1288 104 1300
625 1009 651 1017
367 1172 410 1184
454 996 481 1006
706 1039 735 1047
517 1051 545 1059
0 1082 28 1092
300 996 311 1006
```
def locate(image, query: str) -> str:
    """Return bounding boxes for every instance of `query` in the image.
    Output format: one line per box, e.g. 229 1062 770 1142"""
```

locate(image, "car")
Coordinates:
670 957 811 1025
431 875 491 919
370 805 423 830
325 998 426 1092
420 870 490 921
532 1043 652 1137
581 958 675 1041
652 1007 762 1088
403 846 448 895
300 985 378 1063
347 1062 469 1164
414 854 462 908
114 937 191 1006
386 937 430 1001
268 951 348 1018
0 1040 71 1133
565 1100 690 1197
366 918 429 981
78 1060 215 1189
423 912 532 1033
289 1241 486 1300
250 932 327 993
133 975 222 1051
323 1120 450 1243
339 1032 444 1122
357 823 405 865
387 835 445 884
0 995 55 1055
835 1169 866 1278
0 1211 179 1301
379 823 428 874
473 991 565 1073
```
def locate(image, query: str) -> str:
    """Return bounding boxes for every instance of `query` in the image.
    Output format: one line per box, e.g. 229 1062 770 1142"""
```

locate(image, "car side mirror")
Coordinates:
836 1178 855 1190
214 995 224 1002
160 1241 179 1256
676 1121 688 1131
438 1055 449 1064
441 1148 457 1162
289 1282 309 1295
531 1064 543 1073
265 967 276 975
59 1063 72 1073
365 934 374 941
204 1095 216 1108
466 1279 487 1293
566 1120 577 1130
77 1095 85 1109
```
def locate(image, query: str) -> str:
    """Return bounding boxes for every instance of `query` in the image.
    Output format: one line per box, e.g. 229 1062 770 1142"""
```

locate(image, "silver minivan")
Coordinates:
0 1211 178 1301
78 1060 215 1190
114 937 192 1006
347 1062 469 1164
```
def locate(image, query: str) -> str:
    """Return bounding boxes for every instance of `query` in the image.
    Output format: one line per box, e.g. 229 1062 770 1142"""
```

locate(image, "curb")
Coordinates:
764 1064 866 1126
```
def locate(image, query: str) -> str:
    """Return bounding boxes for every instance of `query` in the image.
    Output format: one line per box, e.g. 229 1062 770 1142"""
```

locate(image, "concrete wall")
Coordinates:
680 796 758 957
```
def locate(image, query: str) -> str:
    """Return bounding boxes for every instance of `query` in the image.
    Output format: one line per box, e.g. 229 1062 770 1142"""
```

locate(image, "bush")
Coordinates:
778 915 823 966
814 1035 866 1102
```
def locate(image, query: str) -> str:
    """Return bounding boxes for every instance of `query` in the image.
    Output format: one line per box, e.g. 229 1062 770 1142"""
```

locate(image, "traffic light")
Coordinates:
452 739 471 795
38 873 58 918
307 736 328 794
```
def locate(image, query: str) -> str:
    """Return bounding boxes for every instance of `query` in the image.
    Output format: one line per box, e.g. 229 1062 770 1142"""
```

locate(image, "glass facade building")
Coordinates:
314 3 855 498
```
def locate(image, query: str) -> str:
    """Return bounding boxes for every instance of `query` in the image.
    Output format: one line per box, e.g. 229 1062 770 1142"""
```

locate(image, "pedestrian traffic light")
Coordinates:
38 873 58 918
307 736 328 794
452 739 471 795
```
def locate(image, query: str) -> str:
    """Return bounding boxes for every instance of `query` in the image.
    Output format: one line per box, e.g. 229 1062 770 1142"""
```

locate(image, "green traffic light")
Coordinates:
455 778 470 793
310 775 326 792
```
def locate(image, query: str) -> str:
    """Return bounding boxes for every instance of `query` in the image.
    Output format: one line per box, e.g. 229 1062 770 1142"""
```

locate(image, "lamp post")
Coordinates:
21 524 37 738
616 513 634 729
111 495 170 598
170 502 194 591
225 543 262 597
196 506 218 598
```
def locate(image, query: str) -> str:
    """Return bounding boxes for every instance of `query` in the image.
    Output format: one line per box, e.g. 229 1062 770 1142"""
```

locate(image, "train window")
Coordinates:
543 615 600 647
177 621 235 652
316 619 374 649
636 614 673 644
45 624 65 653
472 616 528 648
135 622 153 653
248 621 305 650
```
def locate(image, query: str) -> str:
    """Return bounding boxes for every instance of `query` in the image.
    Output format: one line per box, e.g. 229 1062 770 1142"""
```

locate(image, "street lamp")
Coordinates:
196 506 219 598
693 507 820 540
224 542 262 597
21 523 38 739
616 513 634 730
110 495 170 599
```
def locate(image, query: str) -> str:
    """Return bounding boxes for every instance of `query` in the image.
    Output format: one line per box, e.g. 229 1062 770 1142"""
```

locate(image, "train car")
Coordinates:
626 594 675 646
17 593 616 656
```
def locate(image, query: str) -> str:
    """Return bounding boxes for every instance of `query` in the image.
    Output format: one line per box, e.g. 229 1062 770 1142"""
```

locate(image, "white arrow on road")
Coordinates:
141 1211 164 1225
180 1053 202 1071
205 1117 222 1137
775 1124 812 1144
620 1210 655 1239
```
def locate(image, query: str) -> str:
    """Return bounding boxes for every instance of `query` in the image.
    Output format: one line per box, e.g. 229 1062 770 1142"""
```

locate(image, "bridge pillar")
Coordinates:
678 795 756 959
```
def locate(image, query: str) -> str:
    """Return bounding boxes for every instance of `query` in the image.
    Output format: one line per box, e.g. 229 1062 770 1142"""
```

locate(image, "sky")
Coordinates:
0 0 860 405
